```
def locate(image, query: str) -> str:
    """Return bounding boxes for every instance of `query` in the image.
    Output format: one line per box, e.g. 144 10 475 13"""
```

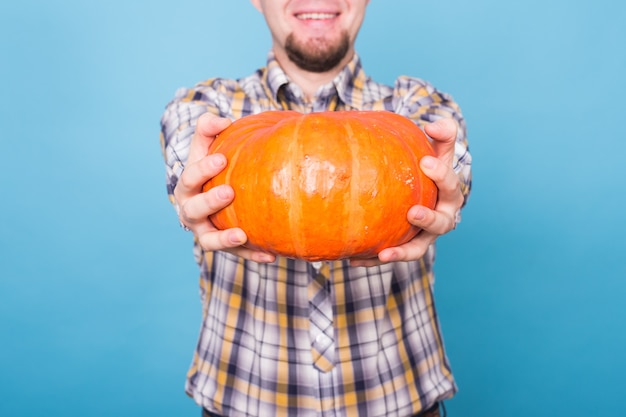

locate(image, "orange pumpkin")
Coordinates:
203 110 437 261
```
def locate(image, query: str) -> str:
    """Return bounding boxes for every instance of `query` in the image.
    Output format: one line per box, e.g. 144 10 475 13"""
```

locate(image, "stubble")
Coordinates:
284 31 351 73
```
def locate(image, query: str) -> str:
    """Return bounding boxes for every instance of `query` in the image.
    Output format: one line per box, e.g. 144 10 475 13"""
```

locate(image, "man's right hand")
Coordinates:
174 112 276 263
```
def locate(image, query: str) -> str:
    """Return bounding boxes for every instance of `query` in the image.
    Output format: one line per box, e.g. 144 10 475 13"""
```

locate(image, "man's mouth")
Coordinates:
295 12 339 20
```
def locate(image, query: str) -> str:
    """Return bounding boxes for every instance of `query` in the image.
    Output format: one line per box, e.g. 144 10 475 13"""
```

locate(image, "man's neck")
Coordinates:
273 49 354 100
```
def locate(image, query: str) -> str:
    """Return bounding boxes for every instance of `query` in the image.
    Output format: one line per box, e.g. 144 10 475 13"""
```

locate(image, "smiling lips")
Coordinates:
295 12 339 20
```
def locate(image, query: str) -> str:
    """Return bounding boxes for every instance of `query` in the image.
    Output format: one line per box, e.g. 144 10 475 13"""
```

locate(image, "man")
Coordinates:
160 1 472 416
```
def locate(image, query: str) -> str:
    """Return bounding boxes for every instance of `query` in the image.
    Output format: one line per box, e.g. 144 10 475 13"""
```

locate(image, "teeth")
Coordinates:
297 12 336 20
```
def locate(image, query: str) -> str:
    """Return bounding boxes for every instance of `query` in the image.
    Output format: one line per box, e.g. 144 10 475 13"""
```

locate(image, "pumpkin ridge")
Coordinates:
393 125 421 244
221 130 248 231
398 117 437 210
254 119 292 253
344 120 364 258
287 114 306 259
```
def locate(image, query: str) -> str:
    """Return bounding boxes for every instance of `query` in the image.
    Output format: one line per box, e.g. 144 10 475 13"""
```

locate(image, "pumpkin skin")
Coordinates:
203 110 437 261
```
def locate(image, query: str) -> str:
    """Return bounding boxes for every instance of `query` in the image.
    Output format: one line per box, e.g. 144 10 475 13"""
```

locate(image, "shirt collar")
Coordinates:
265 51 291 102
263 51 368 110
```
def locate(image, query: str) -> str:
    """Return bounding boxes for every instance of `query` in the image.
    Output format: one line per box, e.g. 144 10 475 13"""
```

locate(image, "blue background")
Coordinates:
1 0 625 416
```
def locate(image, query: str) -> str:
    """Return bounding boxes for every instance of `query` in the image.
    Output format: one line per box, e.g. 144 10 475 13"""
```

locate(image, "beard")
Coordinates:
285 31 351 73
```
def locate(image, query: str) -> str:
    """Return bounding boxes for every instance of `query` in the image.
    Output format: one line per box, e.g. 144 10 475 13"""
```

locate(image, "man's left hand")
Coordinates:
350 118 464 267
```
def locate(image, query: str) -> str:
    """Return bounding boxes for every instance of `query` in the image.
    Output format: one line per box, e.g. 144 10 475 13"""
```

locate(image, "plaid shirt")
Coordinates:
160 52 472 417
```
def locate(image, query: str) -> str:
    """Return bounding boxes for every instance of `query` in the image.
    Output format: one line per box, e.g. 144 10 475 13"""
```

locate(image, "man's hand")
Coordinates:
350 118 464 267
174 112 276 263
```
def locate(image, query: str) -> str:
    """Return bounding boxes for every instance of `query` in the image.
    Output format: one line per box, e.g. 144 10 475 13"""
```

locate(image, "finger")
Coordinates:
421 154 464 208
175 153 227 201
187 113 231 165
350 229 435 266
411 157 463 235
197 227 248 251
195 228 275 263
424 118 457 164
179 184 234 226
408 205 456 236
377 232 437 263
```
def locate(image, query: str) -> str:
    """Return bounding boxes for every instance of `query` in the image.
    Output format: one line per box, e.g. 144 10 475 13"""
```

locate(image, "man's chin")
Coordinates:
285 33 350 73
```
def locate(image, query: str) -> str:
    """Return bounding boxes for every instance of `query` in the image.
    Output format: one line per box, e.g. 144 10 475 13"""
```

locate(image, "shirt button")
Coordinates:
316 334 330 346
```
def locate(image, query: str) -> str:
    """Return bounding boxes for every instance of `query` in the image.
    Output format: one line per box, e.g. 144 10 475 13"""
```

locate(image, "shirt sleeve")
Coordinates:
392 76 472 207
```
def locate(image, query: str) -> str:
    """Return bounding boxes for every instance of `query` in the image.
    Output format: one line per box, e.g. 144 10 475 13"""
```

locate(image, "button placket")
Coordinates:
308 262 335 372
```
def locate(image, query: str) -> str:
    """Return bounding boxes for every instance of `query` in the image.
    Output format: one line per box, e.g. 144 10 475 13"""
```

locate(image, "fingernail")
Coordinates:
217 185 232 200
413 207 426 221
258 254 274 263
211 154 226 168
385 251 398 262
421 156 435 169
229 231 244 245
